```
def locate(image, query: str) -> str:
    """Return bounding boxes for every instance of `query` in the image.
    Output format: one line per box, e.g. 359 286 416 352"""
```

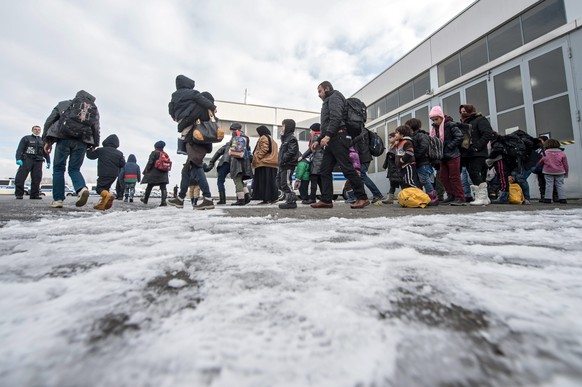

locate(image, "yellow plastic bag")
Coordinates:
397 187 431 208
509 183 524 204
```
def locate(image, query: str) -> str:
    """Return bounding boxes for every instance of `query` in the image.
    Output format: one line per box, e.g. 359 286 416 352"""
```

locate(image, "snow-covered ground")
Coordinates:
1 207 581 387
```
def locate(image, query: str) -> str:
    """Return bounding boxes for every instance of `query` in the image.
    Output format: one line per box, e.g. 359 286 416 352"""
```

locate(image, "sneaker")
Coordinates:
523 199 531 205
371 195 386 204
167 197 184 208
140 198 148 204
559 199 567 204
279 201 297 209
195 198 215 210
450 199 466 206
15 196 23 200
50 200 63 208
441 196 455 204
29 196 42 200
75 187 90 207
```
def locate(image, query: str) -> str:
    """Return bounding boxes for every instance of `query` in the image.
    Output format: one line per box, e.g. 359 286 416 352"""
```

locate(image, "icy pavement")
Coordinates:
1 207 582 387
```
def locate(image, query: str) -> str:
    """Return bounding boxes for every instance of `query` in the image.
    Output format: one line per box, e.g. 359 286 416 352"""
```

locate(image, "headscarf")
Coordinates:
256 125 271 137
459 104 476 123
429 106 445 142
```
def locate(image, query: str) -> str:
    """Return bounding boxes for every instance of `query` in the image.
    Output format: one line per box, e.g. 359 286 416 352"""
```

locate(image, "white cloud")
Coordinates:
0 0 474 184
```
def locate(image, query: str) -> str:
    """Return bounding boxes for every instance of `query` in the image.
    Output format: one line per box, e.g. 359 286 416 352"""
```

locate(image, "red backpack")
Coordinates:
154 151 172 171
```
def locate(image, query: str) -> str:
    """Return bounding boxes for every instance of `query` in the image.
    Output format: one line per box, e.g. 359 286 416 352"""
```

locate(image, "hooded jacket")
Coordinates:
537 148 569 176
86 134 125 177
168 75 216 132
459 105 494 158
42 90 101 146
120 154 141 183
278 131 299 169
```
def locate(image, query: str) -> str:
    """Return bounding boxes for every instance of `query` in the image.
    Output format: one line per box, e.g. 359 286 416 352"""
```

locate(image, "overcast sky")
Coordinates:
0 0 474 186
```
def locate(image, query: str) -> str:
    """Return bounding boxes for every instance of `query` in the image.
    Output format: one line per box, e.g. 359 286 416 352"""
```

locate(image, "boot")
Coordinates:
103 190 116 210
244 190 251 204
344 190 356 204
441 194 455 204
195 197 215 210
470 183 490 206
382 193 394 204
279 192 297 209
427 190 439 206
94 191 112 210
231 192 246 206
492 191 509 204
217 191 226 205
160 188 167 206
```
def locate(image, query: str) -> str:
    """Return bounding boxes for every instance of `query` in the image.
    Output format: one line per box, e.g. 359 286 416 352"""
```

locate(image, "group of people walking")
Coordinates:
14 77 569 210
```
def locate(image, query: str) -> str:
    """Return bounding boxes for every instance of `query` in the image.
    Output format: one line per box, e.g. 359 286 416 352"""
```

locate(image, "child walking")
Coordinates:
537 139 569 203
382 132 402 203
86 134 126 210
120 154 141 202
393 125 417 189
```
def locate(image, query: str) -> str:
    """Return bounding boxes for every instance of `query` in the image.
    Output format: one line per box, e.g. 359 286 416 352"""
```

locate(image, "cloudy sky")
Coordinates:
0 0 474 185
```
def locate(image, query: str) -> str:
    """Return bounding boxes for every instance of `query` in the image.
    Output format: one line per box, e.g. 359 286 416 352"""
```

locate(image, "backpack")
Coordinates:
368 129 385 157
457 122 472 150
228 131 247 159
154 151 172 171
427 135 444 162
397 187 431 208
59 95 99 139
501 133 527 162
345 97 367 137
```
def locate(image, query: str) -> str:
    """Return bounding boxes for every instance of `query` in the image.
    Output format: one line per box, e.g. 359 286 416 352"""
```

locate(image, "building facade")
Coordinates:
352 0 582 197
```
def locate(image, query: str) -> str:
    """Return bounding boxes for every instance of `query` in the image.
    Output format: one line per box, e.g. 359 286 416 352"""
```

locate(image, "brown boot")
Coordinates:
103 191 116 210
94 191 109 210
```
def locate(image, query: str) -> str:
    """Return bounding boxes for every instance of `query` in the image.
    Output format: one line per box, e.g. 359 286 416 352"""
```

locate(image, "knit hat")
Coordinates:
429 106 445 141
154 140 166 150
309 123 321 132
230 122 242 131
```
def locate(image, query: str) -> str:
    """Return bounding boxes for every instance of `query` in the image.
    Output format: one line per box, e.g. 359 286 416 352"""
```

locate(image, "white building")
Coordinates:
352 0 582 197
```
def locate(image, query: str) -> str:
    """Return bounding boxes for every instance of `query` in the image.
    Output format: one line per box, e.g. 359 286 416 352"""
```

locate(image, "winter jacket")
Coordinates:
411 130 431 166
537 148 569 176
252 134 279 169
295 160 311 181
16 134 50 163
142 150 169 185
120 154 141 183
228 131 252 179
42 91 101 146
352 129 372 164
209 144 230 168
438 117 463 161
86 134 125 178
278 132 299 169
168 75 216 132
395 137 415 169
320 90 347 138
460 114 494 158
301 133 323 175
383 143 401 182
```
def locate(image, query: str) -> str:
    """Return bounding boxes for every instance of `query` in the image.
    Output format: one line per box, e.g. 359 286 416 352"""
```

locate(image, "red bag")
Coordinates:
154 151 172 171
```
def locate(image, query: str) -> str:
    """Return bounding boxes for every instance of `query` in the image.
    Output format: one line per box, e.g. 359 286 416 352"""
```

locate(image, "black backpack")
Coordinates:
59 94 99 139
500 133 527 162
345 97 367 137
368 129 385 157
427 135 444 162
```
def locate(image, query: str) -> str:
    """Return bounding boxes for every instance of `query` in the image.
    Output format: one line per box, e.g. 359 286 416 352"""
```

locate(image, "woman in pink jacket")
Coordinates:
537 139 569 203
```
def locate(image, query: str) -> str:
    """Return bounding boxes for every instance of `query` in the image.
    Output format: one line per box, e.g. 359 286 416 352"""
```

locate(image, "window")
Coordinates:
385 91 399 113
522 0 566 44
488 18 523 61
296 128 309 142
414 106 429 133
377 97 388 117
529 47 567 101
438 54 460 86
413 72 430 99
399 82 413 106
367 102 378 121
497 108 526 135
494 66 524 112
400 113 412 125
460 38 488 75
534 95 572 141
441 92 461 121
465 81 490 117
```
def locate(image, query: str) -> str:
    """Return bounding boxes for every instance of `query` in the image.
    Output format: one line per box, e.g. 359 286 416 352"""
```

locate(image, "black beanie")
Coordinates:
154 140 166 150
230 122 242 131
309 123 321 132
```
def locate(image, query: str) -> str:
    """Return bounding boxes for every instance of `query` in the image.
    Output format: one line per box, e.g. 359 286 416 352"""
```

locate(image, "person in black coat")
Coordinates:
141 141 170 206
86 134 125 210
277 119 299 209
14 125 50 199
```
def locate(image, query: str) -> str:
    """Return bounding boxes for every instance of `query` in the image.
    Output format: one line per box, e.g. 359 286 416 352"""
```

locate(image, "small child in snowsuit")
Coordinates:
86 134 126 210
120 154 141 202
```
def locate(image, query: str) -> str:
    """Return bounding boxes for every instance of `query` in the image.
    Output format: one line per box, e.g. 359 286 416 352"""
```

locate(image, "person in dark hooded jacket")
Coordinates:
119 154 141 202
298 123 323 204
86 134 125 210
168 75 216 132
277 119 299 209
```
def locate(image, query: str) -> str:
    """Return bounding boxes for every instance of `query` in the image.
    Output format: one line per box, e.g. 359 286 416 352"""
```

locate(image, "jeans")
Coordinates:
276 167 294 194
216 162 230 193
461 166 473 198
360 162 382 197
416 164 435 193
512 167 532 200
53 139 87 201
124 182 136 199
180 164 211 199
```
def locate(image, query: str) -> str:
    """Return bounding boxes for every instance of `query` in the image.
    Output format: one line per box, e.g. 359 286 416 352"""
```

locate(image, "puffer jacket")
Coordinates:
168 75 216 131
252 134 279 169
439 117 463 160
395 137 415 169
537 148 569 176
278 132 299 169
320 90 347 138
383 143 401 182
120 154 141 183
411 130 430 166
86 134 125 177
460 114 494 158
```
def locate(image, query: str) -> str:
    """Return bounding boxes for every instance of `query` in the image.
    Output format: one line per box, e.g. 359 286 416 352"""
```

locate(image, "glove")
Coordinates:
16 160 23 166
46 163 51 169
203 163 213 172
